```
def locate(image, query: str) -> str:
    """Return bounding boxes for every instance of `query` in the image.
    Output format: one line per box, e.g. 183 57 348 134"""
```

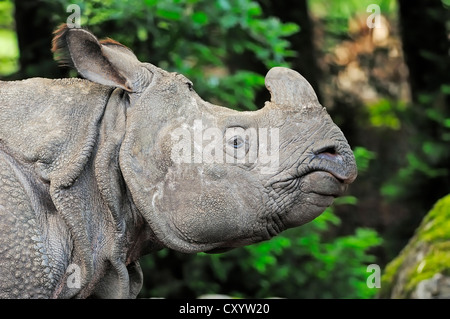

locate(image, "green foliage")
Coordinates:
0 0 19 76
308 0 397 47
381 88 450 204
353 146 376 175
367 99 406 130
53 0 299 110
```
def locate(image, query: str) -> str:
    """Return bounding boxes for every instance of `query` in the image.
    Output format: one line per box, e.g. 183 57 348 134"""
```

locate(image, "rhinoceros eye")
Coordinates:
230 136 245 149
224 130 252 162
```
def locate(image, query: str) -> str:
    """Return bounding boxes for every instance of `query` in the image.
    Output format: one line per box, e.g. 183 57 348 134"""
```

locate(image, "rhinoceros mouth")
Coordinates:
269 167 348 198
305 170 348 198
265 168 349 232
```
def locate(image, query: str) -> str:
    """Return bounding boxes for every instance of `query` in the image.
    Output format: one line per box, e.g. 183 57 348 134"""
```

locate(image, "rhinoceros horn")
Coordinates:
264 67 320 110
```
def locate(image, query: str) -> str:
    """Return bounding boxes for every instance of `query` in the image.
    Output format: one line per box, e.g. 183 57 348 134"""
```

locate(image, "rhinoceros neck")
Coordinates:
87 88 164 297
93 87 164 251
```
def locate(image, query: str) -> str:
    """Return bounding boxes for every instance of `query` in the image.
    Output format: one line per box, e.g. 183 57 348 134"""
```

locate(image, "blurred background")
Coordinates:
0 0 448 298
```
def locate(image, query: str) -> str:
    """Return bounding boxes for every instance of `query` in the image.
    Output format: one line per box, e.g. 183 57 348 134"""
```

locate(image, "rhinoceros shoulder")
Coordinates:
0 76 113 187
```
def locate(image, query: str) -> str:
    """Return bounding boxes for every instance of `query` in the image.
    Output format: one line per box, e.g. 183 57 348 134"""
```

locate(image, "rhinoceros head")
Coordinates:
53 25 357 254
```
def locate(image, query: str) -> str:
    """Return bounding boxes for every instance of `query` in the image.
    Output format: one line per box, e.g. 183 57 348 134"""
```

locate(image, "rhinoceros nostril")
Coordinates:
311 144 353 183
314 145 340 160
320 147 336 156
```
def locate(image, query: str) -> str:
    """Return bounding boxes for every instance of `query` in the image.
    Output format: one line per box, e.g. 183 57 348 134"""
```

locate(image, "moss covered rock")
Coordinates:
379 194 450 298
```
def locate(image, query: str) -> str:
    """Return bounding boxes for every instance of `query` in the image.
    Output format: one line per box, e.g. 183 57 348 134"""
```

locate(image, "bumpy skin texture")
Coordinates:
0 25 357 298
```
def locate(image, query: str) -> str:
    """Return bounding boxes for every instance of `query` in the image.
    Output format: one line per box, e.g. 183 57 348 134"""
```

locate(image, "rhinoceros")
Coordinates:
0 24 357 298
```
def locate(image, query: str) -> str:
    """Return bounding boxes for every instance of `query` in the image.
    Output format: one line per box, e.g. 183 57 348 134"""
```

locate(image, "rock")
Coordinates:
379 194 450 298
413 273 450 299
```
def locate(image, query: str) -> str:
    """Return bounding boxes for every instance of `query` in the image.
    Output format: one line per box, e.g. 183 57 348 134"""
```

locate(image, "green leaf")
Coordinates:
0 29 19 76
156 8 182 21
441 84 450 95
137 26 148 41
444 118 450 128
247 2 262 17
367 99 401 129
144 0 158 6
333 196 358 206
192 11 209 25
281 22 300 36
353 146 376 174
216 0 231 11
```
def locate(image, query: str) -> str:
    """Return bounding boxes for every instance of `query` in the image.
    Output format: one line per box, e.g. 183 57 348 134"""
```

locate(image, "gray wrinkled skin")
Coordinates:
0 25 357 298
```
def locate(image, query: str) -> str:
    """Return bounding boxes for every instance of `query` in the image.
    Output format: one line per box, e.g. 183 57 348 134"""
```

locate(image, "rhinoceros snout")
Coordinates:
310 139 358 185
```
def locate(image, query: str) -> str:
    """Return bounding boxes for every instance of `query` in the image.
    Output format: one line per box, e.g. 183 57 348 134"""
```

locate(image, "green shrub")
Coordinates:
54 0 299 111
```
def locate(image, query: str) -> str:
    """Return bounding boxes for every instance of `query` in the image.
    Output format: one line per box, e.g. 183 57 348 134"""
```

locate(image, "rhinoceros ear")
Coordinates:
264 67 320 110
52 24 151 92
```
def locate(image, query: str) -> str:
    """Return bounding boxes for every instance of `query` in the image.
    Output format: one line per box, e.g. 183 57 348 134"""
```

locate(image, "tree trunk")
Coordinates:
398 0 450 102
257 0 322 102
13 0 66 79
